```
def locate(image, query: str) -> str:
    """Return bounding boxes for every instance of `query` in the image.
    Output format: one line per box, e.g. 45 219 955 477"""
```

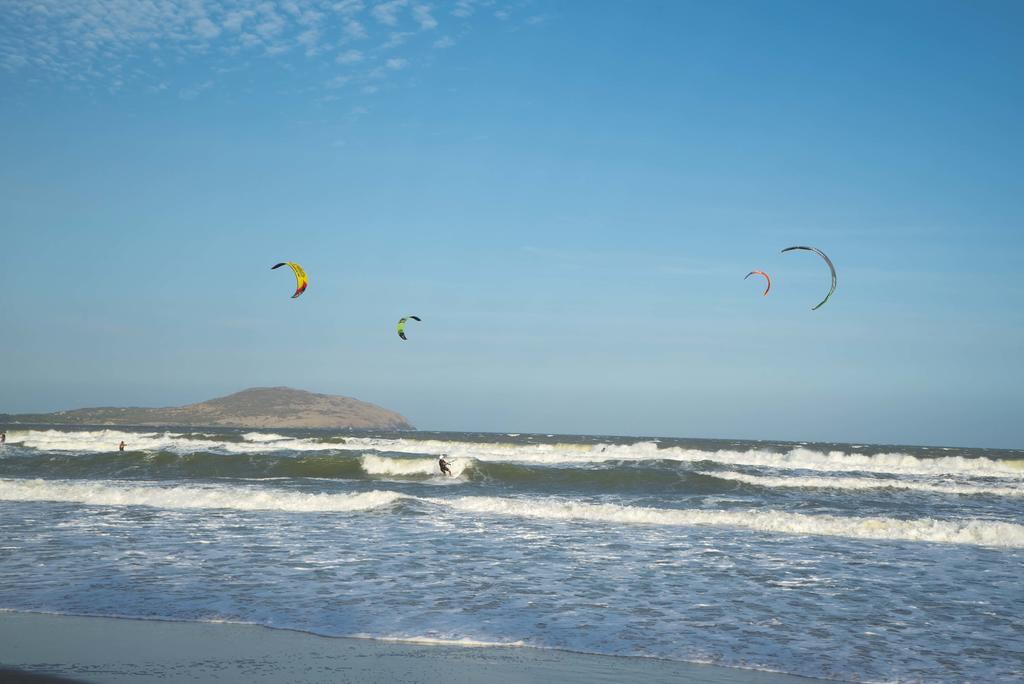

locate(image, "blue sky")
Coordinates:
1 1 1022 447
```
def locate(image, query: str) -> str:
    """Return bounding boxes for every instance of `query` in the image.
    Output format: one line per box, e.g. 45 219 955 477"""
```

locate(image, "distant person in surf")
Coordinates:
118 441 126 452
438 455 453 477
0 431 5 445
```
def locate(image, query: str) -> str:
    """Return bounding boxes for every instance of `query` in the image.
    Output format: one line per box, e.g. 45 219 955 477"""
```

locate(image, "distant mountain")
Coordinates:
1 387 414 430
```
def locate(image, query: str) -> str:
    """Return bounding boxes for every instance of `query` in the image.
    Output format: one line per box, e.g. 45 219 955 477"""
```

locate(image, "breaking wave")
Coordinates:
2 479 1021 547
6 430 1021 478
326 437 1024 477
0 479 405 513
430 495 1024 548
708 471 1024 497
5 429 329 455
360 454 466 478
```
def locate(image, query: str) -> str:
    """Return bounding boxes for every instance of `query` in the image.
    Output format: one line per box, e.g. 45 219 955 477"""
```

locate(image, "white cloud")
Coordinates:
223 11 253 32
452 0 476 18
336 49 364 64
344 19 368 39
178 79 214 100
194 17 221 40
0 0 509 97
380 31 413 48
372 0 408 26
413 5 438 30
255 14 286 39
332 0 365 15
297 28 320 54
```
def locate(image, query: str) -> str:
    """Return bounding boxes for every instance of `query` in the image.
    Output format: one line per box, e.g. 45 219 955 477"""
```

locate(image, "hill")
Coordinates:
1 387 414 430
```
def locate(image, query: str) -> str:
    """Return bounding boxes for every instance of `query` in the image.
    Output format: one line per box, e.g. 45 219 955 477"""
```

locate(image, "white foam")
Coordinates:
708 471 1024 497
10 430 1022 478
8 429 331 455
241 432 291 443
0 479 406 513
360 455 468 478
427 496 1024 548
331 437 1024 478
2 479 1020 547
361 634 526 648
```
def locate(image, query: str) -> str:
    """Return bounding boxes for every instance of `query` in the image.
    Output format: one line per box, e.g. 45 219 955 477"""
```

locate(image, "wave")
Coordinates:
5 429 331 455
708 471 1024 498
325 437 1024 477
8 430 1023 478
0 450 366 480
3 450 1021 502
360 454 467 478
2 479 1021 547
429 495 1024 548
0 479 405 513
360 635 527 648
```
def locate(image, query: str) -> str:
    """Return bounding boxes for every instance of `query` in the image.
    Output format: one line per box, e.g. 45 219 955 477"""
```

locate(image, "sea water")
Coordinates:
1 428 1022 681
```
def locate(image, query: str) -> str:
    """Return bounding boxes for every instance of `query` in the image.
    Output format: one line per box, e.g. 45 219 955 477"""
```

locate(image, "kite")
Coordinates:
744 270 771 296
781 246 836 310
271 262 308 299
396 316 421 340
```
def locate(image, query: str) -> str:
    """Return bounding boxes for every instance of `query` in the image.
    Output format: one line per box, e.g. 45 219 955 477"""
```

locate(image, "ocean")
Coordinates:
1 427 1022 682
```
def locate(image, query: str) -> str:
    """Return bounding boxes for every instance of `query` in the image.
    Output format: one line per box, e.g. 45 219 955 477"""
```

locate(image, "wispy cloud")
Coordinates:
412 4 438 30
0 0 537 97
343 18 368 39
336 48 364 64
371 0 408 26
178 79 215 100
380 31 414 49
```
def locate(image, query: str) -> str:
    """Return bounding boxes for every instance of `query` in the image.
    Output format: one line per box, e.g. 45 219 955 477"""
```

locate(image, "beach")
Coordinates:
0 611 820 683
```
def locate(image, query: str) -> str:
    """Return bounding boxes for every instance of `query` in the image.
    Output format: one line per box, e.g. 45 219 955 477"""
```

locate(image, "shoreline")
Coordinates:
0 610 826 683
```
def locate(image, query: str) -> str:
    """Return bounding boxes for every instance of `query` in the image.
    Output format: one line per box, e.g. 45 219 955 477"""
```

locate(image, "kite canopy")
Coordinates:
271 262 308 299
396 315 422 341
781 246 836 310
744 270 771 296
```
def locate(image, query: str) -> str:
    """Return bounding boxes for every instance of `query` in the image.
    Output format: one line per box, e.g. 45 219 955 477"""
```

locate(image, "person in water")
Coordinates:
438 455 453 477
0 431 5 445
118 441 126 452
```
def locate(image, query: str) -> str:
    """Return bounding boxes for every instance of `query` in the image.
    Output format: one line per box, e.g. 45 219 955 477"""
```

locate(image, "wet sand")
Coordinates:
0 611 825 683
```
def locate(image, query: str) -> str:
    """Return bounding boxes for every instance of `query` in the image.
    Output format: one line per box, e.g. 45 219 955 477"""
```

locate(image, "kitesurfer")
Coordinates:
438 455 453 477
0 431 5 445
118 441 126 452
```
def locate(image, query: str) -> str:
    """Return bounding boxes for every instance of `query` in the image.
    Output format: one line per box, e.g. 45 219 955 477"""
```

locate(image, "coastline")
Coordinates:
0 611 825 683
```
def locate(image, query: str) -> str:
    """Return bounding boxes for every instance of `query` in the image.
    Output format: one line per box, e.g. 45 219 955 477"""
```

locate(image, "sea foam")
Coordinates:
9 430 1022 478
707 471 1024 497
430 495 1024 548
0 478 405 513
360 454 467 478
2 479 1021 547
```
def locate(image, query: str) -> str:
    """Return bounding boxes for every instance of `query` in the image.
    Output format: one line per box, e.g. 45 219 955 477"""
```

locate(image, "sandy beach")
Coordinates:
0 611 822 683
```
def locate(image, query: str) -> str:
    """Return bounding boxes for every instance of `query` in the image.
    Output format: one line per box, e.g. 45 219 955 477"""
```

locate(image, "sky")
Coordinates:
1 0 1022 448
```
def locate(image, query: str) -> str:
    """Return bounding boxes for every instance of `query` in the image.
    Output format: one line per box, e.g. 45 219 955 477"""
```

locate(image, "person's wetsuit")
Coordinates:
438 457 452 476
